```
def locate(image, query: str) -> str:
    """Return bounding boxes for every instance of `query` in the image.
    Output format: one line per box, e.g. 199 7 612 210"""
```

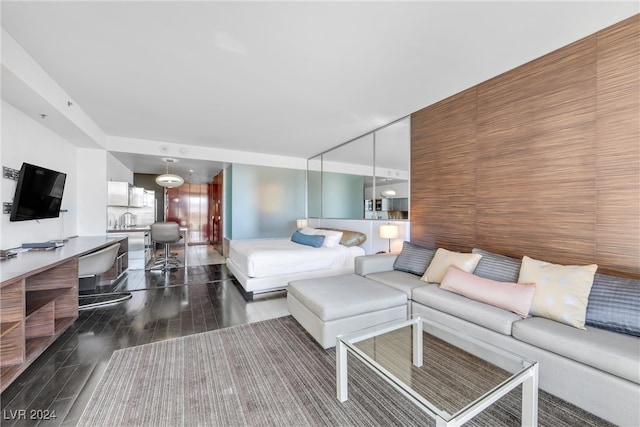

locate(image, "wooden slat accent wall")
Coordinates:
595 16 640 277
410 15 639 278
411 88 477 252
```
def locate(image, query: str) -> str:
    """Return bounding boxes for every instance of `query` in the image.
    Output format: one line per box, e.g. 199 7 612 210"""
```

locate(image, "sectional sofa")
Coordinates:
288 242 640 427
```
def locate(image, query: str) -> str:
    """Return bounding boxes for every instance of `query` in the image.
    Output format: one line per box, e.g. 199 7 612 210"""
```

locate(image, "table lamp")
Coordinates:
379 224 398 253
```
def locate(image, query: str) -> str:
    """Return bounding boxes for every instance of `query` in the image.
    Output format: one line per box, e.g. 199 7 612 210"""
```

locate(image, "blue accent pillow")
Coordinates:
291 231 325 248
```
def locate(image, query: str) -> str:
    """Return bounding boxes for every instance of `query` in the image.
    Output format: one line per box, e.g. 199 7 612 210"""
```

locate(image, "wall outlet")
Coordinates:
3 203 12 214
3 167 19 181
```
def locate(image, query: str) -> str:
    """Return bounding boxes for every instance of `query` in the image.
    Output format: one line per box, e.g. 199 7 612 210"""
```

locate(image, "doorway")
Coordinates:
166 183 211 244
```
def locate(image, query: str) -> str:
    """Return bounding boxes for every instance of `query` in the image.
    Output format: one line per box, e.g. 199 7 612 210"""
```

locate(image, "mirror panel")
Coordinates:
372 117 410 219
321 134 373 219
307 155 322 218
308 117 409 220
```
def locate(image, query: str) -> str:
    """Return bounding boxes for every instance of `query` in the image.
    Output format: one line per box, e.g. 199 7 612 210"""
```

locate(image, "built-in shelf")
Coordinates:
0 257 77 392
1 235 127 392
0 321 22 336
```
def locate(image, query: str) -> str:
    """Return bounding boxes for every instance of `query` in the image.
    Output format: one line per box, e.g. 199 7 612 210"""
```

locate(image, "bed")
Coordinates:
226 228 366 298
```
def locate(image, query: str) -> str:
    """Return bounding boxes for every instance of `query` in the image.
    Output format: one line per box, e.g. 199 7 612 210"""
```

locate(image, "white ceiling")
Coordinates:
1 1 637 183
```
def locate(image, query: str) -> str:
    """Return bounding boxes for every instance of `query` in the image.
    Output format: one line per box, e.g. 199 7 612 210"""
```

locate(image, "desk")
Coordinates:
0 235 125 392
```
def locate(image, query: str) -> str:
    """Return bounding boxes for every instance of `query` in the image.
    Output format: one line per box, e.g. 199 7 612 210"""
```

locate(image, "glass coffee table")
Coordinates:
336 315 538 426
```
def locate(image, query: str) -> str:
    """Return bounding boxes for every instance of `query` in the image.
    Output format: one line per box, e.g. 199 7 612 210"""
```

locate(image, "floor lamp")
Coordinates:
379 224 399 253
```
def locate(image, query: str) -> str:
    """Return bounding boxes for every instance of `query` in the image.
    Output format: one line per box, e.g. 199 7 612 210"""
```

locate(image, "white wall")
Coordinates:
106 152 133 183
77 148 109 236
0 101 78 248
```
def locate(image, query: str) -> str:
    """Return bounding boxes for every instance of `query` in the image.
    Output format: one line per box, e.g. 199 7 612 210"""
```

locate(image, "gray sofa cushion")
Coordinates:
512 316 640 383
412 284 521 336
288 274 407 322
393 241 435 276
365 270 427 298
472 248 522 283
585 273 640 337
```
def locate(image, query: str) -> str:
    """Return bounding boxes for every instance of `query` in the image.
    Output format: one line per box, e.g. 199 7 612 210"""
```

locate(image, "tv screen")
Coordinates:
10 162 67 222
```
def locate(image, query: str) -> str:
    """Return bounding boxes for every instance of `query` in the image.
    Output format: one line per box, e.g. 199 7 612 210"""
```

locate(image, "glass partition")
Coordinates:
321 134 373 219
372 117 410 220
307 155 322 218
308 116 410 220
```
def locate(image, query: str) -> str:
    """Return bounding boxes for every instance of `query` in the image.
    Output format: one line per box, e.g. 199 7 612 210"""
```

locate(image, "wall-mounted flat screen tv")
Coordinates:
10 162 67 222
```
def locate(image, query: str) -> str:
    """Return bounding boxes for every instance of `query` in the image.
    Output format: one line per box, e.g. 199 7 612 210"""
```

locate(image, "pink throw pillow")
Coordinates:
440 266 536 318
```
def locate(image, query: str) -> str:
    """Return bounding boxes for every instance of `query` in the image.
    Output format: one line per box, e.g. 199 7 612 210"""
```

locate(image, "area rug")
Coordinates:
78 316 611 426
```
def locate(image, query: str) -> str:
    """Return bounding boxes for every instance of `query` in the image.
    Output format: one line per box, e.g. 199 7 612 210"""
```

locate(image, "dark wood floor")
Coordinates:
0 262 288 426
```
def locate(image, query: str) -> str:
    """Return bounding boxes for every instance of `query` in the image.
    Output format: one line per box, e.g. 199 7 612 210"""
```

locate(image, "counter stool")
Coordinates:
150 221 182 271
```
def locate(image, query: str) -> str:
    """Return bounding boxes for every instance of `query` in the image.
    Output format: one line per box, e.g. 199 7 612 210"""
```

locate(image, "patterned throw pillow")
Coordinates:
393 241 436 276
586 273 640 337
421 248 482 283
518 255 597 329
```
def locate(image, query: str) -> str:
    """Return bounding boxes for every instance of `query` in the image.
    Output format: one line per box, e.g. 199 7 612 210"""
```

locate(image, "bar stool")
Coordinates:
150 221 182 271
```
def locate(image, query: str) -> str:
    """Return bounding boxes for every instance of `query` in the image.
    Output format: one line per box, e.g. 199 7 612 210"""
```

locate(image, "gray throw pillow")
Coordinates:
393 241 435 276
585 273 640 337
471 248 522 283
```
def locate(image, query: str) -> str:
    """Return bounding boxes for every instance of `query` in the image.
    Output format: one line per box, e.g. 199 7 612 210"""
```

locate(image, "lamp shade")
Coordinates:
155 174 184 188
379 224 399 239
296 219 308 229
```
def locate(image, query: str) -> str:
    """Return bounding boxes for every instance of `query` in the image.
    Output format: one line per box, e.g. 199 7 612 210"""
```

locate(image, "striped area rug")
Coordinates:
78 316 610 426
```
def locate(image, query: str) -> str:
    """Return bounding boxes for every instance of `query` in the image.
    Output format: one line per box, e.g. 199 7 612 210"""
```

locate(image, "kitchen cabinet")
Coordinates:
129 187 145 208
108 182 131 206
126 231 150 270
108 182 150 209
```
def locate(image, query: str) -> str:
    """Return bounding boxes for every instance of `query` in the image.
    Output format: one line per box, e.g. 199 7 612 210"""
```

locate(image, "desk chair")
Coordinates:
150 221 182 271
78 243 121 292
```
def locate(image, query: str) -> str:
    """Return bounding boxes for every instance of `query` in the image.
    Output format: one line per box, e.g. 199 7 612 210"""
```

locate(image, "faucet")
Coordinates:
119 212 135 228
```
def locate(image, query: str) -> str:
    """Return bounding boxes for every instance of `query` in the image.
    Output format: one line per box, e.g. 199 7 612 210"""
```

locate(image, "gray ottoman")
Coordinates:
287 274 408 348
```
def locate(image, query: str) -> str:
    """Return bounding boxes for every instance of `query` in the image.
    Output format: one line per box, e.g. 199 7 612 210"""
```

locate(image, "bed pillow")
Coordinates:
317 228 367 247
393 241 435 276
421 248 482 283
299 227 317 236
518 255 597 329
315 229 343 248
291 230 325 248
440 266 536 318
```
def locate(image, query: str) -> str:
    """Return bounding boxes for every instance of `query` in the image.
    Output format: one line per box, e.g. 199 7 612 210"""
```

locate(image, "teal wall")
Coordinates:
321 172 364 219
225 164 306 240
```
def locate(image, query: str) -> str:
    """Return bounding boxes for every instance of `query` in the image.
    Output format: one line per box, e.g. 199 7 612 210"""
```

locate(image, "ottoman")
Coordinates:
287 274 408 348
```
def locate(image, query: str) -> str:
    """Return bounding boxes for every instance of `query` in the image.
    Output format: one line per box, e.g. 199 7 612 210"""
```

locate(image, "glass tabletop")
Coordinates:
337 315 538 425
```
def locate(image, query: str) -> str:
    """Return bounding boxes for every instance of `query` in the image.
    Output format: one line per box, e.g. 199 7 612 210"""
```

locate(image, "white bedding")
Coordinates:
229 238 364 278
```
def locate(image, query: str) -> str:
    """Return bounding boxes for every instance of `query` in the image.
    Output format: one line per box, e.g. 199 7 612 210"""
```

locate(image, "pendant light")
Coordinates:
156 158 184 188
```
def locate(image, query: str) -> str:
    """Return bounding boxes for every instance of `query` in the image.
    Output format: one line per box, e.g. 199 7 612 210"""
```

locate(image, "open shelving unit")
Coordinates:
0 257 78 392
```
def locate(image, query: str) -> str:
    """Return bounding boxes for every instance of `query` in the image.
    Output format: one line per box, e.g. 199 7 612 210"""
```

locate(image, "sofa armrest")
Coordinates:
355 253 398 276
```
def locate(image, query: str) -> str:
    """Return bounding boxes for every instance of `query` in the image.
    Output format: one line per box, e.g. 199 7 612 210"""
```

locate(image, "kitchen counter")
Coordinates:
107 226 151 232
107 226 188 269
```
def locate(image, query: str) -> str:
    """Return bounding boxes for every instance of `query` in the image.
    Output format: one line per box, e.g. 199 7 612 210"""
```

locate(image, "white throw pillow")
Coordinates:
421 248 482 283
315 230 343 248
299 227 317 236
518 255 597 329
